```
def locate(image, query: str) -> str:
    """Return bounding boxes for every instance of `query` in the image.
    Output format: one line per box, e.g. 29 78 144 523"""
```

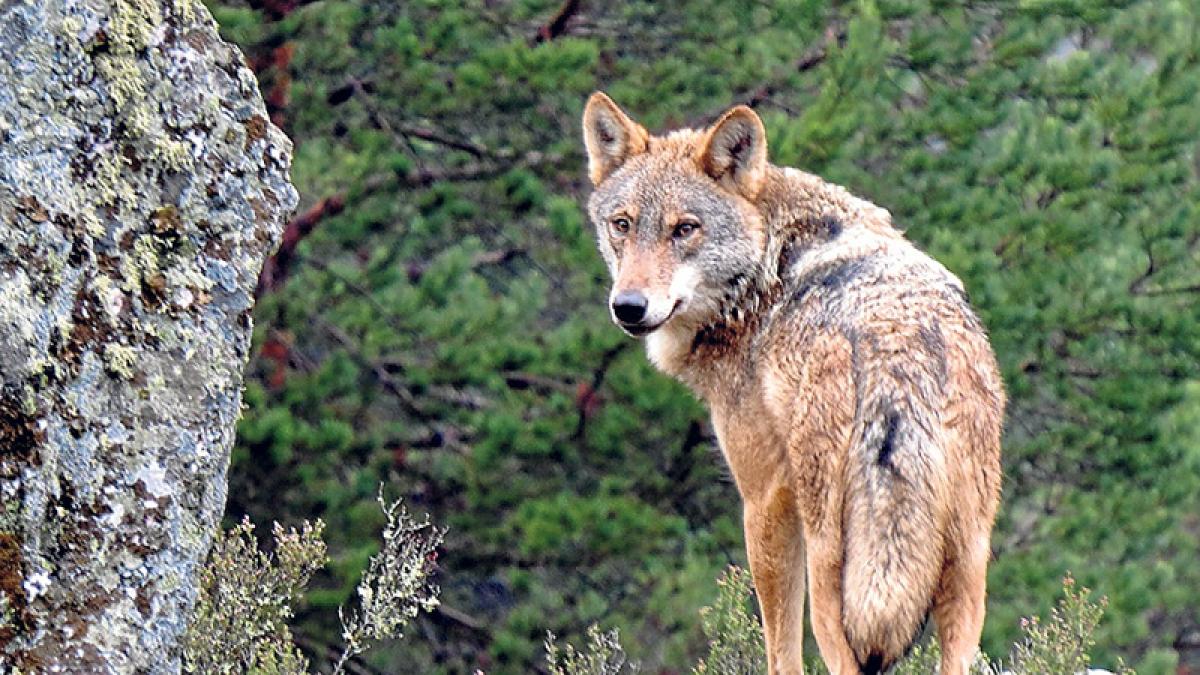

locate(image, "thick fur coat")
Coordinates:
582 93 1004 675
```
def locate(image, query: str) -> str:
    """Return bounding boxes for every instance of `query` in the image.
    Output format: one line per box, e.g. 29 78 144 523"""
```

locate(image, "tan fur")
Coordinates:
582 93 1005 675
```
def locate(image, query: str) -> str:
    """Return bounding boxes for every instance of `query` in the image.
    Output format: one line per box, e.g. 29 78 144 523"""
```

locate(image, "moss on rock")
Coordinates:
0 0 297 671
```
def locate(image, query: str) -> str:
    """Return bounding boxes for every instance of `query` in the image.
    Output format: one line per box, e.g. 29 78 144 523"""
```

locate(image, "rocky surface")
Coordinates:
0 0 296 671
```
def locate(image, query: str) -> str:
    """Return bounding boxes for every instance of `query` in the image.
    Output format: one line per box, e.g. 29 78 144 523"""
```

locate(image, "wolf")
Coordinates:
580 92 1004 675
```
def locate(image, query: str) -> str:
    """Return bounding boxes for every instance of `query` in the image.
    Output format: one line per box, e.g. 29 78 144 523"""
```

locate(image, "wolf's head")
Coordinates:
582 92 771 338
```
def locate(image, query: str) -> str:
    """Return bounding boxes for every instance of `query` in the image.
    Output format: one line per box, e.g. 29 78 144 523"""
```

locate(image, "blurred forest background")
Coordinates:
201 0 1199 673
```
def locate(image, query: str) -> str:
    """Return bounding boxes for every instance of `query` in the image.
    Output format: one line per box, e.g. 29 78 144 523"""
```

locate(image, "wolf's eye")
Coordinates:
672 218 701 239
609 217 632 237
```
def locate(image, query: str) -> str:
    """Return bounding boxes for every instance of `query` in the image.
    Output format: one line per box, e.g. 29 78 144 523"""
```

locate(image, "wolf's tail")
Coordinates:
840 400 949 673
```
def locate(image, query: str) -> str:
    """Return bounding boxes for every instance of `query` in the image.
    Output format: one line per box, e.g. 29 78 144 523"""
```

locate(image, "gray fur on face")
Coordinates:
587 154 767 328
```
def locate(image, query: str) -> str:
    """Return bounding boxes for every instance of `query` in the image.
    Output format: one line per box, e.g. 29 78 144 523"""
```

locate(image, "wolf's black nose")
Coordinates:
611 291 648 324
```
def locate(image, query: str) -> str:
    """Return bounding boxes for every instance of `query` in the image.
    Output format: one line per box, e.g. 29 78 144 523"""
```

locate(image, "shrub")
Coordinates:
548 569 1133 675
183 518 326 674
184 491 443 674
545 625 639 675
1004 575 1134 675
693 567 766 675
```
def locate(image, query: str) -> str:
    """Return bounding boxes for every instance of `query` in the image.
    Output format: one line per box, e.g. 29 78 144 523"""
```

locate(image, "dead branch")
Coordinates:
347 78 490 158
406 248 523 283
502 371 576 395
572 342 629 439
257 195 345 296
531 0 583 44
434 603 490 635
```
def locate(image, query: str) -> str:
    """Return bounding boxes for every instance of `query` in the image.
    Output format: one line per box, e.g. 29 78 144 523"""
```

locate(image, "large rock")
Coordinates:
0 0 296 671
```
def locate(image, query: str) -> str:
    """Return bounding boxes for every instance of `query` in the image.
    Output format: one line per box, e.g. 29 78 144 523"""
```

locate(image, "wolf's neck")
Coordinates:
755 166 897 254
653 260 779 397
661 167 899 396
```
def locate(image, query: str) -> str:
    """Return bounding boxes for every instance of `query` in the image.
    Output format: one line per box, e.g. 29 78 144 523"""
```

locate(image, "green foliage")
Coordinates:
204 0 1199 671
185 496 442 675
889 574 1138 675
546 625 639 675
562 569 1126 674
887 642 945 675
1006 575 1135 675
183 519 326 674
871 636 998 675
693 567 765 675
332 493 445 674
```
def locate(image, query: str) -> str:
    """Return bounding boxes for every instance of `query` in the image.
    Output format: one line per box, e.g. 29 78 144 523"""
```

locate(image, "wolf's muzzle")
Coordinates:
612 295 681 337
611 290 648 324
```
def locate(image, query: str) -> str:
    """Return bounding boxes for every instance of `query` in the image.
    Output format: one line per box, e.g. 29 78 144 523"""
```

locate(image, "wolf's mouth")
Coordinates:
618 299 682 337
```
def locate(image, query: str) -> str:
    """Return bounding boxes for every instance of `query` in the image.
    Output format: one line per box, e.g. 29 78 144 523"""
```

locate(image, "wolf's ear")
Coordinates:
698 105 767 199
582 92 648 186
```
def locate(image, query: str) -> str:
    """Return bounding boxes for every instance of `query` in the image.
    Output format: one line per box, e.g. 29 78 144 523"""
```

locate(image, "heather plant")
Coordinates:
1004 575 1134 675
332 492 445 674
546 625 639 675
555 569 1129 675
184 493 442 674
883 641 998 675
183 519 327 674
814 574 1132 674
887 642 944 675
693 567 765 675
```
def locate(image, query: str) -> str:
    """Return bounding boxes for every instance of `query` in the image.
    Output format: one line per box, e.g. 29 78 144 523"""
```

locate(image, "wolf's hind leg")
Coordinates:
774 331 859 674
804 524 861 675
932 535 989 675
743 485 807 675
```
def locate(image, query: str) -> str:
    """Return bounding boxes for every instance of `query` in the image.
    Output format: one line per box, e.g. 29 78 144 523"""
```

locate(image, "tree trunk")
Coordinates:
0 1 296 671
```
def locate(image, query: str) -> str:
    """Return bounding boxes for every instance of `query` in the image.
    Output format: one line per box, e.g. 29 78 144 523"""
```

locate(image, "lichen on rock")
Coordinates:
0 0 297 671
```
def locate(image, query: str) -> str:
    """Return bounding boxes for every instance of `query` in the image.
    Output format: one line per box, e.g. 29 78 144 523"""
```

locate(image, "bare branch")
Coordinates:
531 0 583 44
257 195 346 295
348 79 490 158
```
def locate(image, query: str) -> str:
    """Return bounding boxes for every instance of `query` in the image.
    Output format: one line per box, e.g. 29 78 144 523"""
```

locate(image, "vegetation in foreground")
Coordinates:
183 494 443 674
549 567 1134 675
185 519 1130 674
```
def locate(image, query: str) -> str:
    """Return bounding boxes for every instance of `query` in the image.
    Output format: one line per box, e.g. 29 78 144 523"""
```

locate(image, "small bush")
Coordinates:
693 566 766 675
544 569 1132 675
184 490 443 675
331 492 445 674
183 518 326 674
546 625 639 675
1004 574 1134 675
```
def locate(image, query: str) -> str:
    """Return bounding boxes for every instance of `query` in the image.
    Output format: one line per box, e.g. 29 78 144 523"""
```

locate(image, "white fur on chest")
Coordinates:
645 322 693 374
644 264 706 375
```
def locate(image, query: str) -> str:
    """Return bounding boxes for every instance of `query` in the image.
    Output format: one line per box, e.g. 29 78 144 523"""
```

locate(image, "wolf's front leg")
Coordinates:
743 485 807 675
